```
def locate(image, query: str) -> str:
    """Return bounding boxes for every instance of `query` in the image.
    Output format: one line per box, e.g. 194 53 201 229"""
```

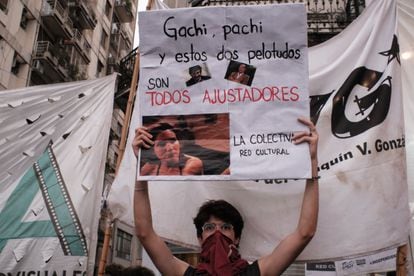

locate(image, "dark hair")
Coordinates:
189 65 202 75
149 123 176 141
141 123 177 163
105 264 155 276
193 199 244 239
123 266 155 276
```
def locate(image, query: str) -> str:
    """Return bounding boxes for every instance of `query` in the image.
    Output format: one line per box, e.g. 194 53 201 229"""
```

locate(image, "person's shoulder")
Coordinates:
141 163 158 175
184 154 203 166
202 75 211 80
240 261 260 276
183 154 203 174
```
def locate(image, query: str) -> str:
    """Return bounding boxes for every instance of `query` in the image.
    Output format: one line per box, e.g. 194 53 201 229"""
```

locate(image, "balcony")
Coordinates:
41 0 74 39
306 0 348 34
115 47 138 112
188 0 364 46
64 29 91 63
68 63 87 81
110 23 121 50
110 23 132 54
68 0 97 30
107 56 120 75
119 25 132 52
120 23 132 42
32 41 69 83
114 0 134 23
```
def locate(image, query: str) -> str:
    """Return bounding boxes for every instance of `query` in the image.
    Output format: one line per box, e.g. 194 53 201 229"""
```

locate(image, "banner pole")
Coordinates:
97 218 113 276
97 52 140 276
115 52 140 175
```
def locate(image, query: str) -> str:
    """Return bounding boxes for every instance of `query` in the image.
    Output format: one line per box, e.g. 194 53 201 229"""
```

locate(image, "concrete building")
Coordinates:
0 0 139 273
0 0 40 89
0 0 136 87
163 0 365 46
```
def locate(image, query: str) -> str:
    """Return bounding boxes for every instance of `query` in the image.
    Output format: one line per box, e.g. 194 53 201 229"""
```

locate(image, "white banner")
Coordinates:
0 75 116 274
109 0 411 262
399 0 414 263
137 4 310 180
335 248 396 275
305 262 336 276
305 248 397 276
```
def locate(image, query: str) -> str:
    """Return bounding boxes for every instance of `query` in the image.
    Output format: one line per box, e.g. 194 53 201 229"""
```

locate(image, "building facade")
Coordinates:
0 0 136 88
163 0 365 46
0 0 139 273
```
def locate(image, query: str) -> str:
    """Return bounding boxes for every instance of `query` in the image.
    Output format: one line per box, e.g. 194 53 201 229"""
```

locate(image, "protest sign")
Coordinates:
137 4 310 180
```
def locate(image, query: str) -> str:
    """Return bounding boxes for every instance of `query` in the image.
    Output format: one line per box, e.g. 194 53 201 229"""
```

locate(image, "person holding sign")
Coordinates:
138 123 203 176
133 117 319 275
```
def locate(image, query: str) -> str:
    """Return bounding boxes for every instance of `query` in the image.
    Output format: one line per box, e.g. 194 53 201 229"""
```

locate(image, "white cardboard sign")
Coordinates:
137 4 310 180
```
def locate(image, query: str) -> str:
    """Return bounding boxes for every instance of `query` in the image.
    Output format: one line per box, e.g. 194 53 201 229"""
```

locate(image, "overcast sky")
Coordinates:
133 0 149 47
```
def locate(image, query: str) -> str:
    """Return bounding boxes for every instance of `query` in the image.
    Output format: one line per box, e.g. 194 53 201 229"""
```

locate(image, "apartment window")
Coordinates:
11 53 24 75
100 29 108 48
96 60 104 77
116 122 122 134
105 0 112 18
0 0 8 12
115 229 132 261
113 152 118 167
20 8 28 29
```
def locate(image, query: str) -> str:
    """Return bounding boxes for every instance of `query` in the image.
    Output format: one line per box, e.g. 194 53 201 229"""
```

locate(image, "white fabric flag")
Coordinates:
0 75 116 274
334 247 397 276
108 0 411 261
398 0 414 261
306 247 397 276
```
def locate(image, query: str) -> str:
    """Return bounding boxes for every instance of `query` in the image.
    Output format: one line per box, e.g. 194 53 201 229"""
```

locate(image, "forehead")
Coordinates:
155 129 176 141
206 216 226 224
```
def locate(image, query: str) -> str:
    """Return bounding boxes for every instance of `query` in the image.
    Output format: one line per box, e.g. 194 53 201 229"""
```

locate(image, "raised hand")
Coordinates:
132 127 154 158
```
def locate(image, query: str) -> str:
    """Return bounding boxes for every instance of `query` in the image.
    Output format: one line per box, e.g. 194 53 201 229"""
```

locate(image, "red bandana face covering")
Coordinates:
196 231 248 276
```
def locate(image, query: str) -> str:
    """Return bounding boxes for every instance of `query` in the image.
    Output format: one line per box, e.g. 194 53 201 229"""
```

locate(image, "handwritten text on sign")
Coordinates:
137 4 311 180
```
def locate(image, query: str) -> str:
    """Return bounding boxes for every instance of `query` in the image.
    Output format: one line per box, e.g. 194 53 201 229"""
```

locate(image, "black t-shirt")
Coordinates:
183 260 260 276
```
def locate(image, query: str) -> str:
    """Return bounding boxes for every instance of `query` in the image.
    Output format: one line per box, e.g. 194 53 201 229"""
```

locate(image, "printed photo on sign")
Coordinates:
225 60 256 86
185 63 212 87
139 114 230 176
